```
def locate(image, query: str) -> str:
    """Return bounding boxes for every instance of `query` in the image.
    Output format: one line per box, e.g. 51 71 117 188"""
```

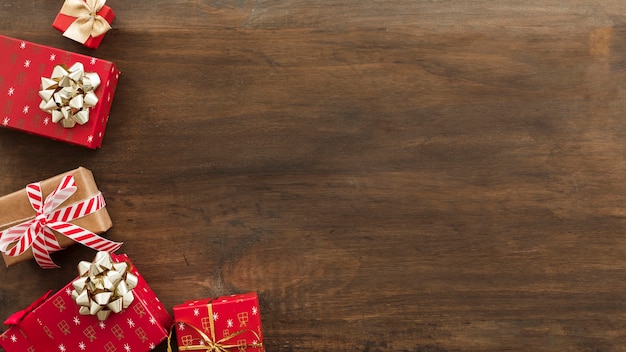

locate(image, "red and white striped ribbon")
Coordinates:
0 175 122 268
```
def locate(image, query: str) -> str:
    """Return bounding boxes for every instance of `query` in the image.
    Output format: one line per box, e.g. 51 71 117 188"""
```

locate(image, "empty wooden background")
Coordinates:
1 1 626 351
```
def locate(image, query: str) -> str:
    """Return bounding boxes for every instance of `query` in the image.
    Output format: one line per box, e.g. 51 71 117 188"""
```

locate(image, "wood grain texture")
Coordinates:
1 1 626 351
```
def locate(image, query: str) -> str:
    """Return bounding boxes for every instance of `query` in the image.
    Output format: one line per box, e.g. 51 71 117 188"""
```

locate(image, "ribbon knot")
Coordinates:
0 175 122 269
35 213 47 225
59 0 112 45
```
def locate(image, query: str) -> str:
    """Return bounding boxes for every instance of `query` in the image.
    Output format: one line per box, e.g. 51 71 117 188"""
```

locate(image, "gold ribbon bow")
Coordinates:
71 251 138 321
168 303 263 352
59 0 112 44
39 62 100 128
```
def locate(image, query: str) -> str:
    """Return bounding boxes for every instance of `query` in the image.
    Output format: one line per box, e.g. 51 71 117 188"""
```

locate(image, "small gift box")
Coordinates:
0 252 173 352
0 167 120 268
0 34 120 148
173 292 265 351
53 0 115 49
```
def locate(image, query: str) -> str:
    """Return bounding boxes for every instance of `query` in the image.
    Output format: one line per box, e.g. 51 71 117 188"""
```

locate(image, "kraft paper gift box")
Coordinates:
0 167 119 268
0 252 173 352
0 34 120 148
173 292 265 351
53 0 116 49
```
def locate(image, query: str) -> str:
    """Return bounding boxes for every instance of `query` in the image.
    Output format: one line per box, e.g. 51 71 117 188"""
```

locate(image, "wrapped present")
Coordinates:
0 167 120 268
0 34 120 148
0 252 173 352
173 292 264 351
53 0 115 49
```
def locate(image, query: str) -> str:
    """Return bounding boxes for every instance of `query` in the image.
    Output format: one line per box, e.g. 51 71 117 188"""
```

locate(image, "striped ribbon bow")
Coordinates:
0 175 122 269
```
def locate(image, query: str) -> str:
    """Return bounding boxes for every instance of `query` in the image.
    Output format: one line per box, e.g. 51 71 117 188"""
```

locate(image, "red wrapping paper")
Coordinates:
0 254 172 352
173 292 264 351
52 2 115 49
0 34 120 148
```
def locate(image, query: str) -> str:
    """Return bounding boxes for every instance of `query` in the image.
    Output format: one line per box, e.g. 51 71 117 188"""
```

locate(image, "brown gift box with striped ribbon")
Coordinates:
0 167 112 267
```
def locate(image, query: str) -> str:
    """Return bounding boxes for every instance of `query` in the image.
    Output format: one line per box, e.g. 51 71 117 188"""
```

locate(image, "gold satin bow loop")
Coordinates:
71 251 138 321
60 0 112 44
39 62 100 128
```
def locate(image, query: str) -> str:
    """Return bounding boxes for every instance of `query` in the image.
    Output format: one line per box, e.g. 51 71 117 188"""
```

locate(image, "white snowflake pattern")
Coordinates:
148 343 155 350
73 316 81 325
23 60 31 68
149 317 157 325
127 318 135 328
193 308 200 316
65 287 72 295
99 321 106 329
19 41 26 49
7 87 14 96
2 117 9 126
90 57 97 65
124 343 131 352
43 117 50 125
59 344 66 352
178 322 186 331
213 312 219 321
50 54 56 61
10 334 16 343
87 135 94 143
78 342 86 350
22 105 29 114
227 319 234 328
252 306 258 315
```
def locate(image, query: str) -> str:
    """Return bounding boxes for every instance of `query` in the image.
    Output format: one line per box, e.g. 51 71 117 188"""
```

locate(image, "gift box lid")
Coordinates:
0 34 120 148
0 167 116 268
1 253 172 352
173 292 264 351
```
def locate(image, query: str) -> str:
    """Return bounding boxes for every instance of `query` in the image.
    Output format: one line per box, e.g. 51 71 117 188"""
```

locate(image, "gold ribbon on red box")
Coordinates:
59 0 112 45
169 302 264 352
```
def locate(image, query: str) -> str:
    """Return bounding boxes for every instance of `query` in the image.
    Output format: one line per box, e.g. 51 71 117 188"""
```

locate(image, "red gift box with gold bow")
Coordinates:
0 34 120 148
0 253 173 352
53 0 115 49
173 292 265 351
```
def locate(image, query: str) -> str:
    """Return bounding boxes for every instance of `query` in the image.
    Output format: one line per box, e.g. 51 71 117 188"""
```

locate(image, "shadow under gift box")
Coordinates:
0 167 112 267
0 34 120 148
0 253 172 352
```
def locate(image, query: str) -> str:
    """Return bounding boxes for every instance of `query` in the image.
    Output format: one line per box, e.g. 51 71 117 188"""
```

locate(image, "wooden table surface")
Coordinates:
1 1 626 351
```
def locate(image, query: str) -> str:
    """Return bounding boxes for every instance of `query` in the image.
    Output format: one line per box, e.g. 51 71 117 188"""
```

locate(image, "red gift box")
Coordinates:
0 34 120 148
173 292 264 351
53 0 115 49
0 253 172 352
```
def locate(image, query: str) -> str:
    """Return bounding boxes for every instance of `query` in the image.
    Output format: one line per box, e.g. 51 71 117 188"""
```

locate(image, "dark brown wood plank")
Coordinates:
1 1 626 351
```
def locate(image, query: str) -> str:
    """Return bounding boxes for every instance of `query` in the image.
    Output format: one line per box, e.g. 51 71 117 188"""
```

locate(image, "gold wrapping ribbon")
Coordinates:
59 0 112 44
38 62 100 128
71 252 137 321
168 302 263 352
